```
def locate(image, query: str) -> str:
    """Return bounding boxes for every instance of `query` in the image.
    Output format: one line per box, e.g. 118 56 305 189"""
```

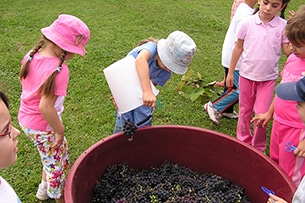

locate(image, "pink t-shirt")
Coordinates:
237 12 289 81
18 52 69 131
273 54 305 128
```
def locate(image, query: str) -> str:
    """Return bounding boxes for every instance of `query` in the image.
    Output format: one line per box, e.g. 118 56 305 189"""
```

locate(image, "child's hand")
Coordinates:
52 132 64 149
226 73 234 88
267 194 288 203
287 10 295 20
251 112 272 128
142 91 156 107
110 96 118 110
294 139 305 158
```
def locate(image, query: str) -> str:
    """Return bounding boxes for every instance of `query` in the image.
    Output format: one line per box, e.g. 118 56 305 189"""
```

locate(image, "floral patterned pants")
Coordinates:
19 124 69 199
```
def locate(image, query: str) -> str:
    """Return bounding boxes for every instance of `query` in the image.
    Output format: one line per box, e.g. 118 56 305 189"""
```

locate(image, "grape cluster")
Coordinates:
122 119 137 140
91 161 251 203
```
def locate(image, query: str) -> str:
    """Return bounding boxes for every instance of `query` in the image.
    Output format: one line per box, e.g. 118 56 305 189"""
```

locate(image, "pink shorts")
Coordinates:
19 124 69 199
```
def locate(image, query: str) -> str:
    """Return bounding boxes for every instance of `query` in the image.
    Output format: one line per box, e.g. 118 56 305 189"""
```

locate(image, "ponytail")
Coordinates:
19 36 45 80
37 51 67 97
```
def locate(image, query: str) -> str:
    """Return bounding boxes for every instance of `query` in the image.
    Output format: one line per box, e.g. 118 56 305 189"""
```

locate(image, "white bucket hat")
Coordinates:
157 31 197 74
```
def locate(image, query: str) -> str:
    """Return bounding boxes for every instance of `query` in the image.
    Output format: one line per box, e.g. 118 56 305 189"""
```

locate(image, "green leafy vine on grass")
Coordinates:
176 70 223 104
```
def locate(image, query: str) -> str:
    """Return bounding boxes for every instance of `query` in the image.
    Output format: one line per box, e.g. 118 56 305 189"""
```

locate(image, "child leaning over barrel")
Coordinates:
18 14 90 203
112 31 197 134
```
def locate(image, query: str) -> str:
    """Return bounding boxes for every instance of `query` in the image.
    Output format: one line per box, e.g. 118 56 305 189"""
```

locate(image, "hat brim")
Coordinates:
41 27 85 56
157 39 187 75
276 82 305 102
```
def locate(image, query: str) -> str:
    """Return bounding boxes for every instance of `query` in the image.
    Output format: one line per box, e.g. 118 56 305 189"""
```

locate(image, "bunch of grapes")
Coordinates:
91 161 252 203
122 119 137 140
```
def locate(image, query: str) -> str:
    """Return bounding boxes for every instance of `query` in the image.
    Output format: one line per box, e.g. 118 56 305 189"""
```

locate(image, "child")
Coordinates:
113 31 197 134
231 0 246 21
18 14 90 202
266 75 305 202
204 0 257 125
215 0 245 88
226 0 292 152
253 5 305 187
0 91 21 203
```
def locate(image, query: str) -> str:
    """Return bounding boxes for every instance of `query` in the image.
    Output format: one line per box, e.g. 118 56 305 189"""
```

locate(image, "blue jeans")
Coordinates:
212 68 239 113
113 105 153 134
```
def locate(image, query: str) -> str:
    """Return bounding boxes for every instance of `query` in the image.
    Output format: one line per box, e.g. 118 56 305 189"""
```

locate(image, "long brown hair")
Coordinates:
19 36 67 97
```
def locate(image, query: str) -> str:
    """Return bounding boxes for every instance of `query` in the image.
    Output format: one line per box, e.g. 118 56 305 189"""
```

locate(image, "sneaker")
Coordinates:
36 183 49 201
222 111 238 119
203 102 220 125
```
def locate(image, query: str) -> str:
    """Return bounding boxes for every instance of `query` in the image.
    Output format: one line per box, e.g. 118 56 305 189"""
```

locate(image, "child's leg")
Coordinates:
270 120 280 164
252 80 275 152
236 76 255 145
20 125 69 200
133 105 153 127
113 110 134 134
278 127 305 187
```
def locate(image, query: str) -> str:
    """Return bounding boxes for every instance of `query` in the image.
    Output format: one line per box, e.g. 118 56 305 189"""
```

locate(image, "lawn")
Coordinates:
0 0 304 202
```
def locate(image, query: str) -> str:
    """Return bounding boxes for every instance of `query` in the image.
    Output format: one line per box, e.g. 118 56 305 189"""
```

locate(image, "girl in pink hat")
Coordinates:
0 91 21 203
18 14 90 203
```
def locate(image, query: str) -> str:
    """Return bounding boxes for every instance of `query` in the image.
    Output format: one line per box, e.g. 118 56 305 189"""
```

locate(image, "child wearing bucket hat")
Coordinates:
18 14 90 202
0 91 21 203
113 30 196 134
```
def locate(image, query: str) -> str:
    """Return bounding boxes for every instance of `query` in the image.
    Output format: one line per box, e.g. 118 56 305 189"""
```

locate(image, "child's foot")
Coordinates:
36 183 49 201
203 102 221 125
222 111 238 119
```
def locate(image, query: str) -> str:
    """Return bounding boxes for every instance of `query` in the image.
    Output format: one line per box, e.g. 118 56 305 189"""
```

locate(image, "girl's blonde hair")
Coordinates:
19 36 66 97
137 37 158 46
285 5 305 45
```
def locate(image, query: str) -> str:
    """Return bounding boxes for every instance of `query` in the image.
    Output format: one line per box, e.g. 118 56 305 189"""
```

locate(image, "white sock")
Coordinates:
41 180 47 188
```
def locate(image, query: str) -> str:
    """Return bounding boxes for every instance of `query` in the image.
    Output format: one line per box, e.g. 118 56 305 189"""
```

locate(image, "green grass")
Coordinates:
1 0 304 202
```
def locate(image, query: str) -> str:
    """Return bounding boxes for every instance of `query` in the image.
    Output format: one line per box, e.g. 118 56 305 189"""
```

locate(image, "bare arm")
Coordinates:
39 95 64 149
267 194 288 203
227 39 243 88
282 42 292 57
135 49 156 107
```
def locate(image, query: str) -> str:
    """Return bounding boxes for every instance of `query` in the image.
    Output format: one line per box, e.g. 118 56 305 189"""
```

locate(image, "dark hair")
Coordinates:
253 0 291 19
285 5 305 45
19 36 67 97
0 91 10 109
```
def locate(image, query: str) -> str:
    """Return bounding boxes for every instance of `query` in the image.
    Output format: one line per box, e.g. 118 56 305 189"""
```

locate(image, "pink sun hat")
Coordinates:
41 14 90 56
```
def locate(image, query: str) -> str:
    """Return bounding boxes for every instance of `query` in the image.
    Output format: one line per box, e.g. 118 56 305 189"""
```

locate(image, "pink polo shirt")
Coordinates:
237 12 288 81
18 52 69 131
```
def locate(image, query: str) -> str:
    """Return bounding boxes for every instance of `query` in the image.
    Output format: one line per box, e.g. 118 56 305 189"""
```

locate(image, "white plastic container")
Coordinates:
103 55 159 114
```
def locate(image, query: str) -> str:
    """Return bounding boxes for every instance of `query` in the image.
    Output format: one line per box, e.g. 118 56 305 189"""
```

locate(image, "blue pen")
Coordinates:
262 186 275 196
